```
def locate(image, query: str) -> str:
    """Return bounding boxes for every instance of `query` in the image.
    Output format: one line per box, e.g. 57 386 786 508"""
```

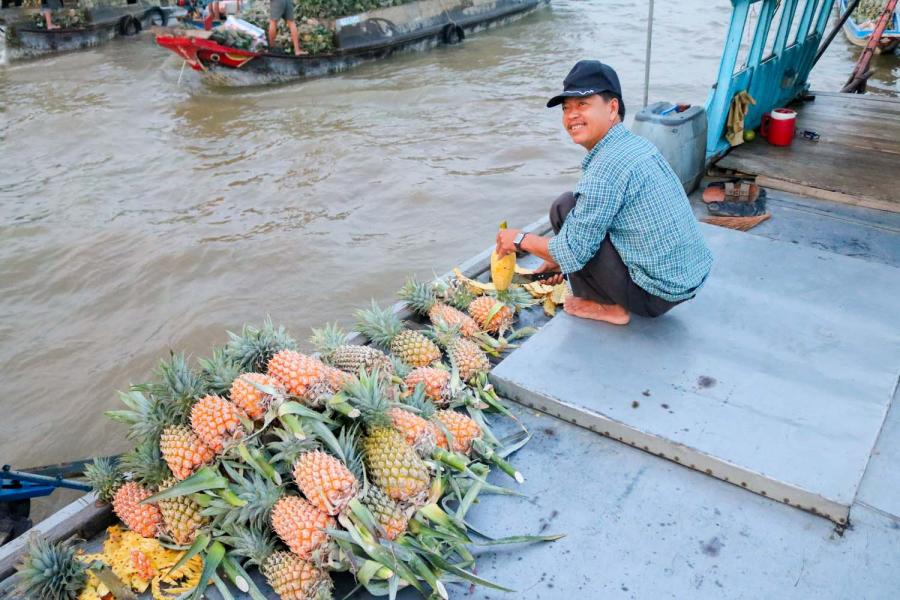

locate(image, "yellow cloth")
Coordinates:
725 90 757 146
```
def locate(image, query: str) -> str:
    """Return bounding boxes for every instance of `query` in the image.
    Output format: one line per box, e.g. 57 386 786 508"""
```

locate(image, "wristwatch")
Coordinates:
513 231 528 252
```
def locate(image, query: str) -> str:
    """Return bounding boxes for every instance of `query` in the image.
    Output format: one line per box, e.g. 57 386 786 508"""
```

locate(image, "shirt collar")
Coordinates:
581 122 626 171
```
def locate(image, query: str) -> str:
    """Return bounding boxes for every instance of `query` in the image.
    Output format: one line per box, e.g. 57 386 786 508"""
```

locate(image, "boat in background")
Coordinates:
154 0 549 86
1 0 175 61
839 0 899 53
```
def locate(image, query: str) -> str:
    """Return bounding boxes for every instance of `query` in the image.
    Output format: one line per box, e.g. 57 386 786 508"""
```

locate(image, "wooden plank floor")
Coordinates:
716 91 900 213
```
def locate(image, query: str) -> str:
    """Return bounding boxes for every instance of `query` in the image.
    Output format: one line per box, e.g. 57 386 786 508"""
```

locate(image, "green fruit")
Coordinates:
743 129 757 142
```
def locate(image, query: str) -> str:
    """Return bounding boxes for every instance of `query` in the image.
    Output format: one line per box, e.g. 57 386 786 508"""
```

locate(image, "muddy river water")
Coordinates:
1 0 898 518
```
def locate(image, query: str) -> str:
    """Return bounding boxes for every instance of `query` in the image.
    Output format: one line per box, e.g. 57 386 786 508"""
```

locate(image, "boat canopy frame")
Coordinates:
705 0 836 162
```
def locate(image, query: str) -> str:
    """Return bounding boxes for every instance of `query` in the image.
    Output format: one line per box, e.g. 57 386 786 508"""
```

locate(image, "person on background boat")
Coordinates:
495 60 712 325
268 0 302 56
40 0 61 30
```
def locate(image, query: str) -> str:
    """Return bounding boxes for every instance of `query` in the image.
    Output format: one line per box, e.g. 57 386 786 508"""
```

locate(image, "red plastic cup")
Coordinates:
760 108 796 147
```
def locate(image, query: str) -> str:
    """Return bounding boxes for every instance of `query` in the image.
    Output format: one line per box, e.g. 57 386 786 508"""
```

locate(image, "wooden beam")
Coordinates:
756 175 899 214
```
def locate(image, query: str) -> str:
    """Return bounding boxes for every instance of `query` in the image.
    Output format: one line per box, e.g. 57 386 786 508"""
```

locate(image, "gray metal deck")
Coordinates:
490 223 900 525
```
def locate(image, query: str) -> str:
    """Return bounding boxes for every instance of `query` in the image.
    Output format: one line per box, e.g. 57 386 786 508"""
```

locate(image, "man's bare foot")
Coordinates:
564 296 630 325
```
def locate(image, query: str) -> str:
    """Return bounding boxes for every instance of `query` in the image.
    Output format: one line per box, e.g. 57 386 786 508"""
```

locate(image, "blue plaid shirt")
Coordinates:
548 124 712 302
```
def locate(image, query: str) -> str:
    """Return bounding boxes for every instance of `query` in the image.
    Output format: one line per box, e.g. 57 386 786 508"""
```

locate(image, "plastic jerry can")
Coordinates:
632 102 707 194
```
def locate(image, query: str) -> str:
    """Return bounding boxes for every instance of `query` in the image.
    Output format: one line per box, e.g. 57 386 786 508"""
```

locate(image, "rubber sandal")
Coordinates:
702 180 763 203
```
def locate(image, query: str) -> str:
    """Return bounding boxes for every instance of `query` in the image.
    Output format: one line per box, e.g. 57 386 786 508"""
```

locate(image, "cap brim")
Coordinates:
546 91 584 108
546 90 625 110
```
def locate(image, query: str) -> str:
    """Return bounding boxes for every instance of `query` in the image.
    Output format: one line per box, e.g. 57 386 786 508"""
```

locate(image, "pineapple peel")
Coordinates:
524 282 554 298
524 281 569 311
77 526 203 600
514 265 536 276
453 268 495 294
550 283 569 304
543 296 557 317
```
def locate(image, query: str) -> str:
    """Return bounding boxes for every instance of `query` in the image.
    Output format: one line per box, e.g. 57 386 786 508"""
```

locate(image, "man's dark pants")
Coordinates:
550 192 682 318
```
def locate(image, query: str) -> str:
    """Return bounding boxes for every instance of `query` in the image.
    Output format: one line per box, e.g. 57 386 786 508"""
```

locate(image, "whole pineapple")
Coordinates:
468 295 514 335
322 364 352 393
399 277 480 337
433 409 483 455
190 394 246 453
230 372 283 420
355 300 441 368
310 322 394 376
293 450 359 516
336 426 409 541
404 367 451 406
429 319 491 384
344 370 431 503
390 405 439 455
360 485 409 541
160 424 215 480
112 481 163 538
267 350 333 406
117 443 205 545
221 524 334 600
157 478 207 545
15 536 87 600
86 456 164 538
226 317 298 373
270 495 335 561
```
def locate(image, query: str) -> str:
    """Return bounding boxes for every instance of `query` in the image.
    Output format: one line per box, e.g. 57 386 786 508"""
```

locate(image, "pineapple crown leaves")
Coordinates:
217 522 278 568
198 347 242 397
268 427 321 468
309 322 350 361
390 356 412 380
119 441 172 488
83 456 121 503
443 280 476 311
401 384 436 420
208 463 283 529
105 388 172 445
225 316 298 373
426 317 463 348
15 535 87 600
397 277 438 315
336 425 365 483
155 351 207 407
494 286 538 311
354 300 403 349
341 369 393 429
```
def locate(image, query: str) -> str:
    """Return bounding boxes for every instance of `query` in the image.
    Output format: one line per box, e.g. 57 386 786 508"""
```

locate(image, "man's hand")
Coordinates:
495 228 521 257
535 260 564 285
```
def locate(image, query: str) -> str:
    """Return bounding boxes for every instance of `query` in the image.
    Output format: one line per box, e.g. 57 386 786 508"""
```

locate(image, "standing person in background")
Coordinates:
40 0 61 29
268 0 302 56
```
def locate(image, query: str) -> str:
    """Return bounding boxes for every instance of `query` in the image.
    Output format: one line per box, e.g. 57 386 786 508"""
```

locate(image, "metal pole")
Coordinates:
643 0 654 107
813 0 861 68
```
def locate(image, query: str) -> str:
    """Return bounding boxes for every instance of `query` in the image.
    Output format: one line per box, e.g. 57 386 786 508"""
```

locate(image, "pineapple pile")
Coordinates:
19 273 560 600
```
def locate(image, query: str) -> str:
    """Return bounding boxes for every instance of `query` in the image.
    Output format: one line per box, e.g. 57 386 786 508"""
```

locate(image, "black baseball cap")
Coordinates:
546 60 624 111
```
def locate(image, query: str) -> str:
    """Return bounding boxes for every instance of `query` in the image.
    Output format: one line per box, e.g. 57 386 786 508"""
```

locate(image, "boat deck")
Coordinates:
1 193 898 600
715 91 900 214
